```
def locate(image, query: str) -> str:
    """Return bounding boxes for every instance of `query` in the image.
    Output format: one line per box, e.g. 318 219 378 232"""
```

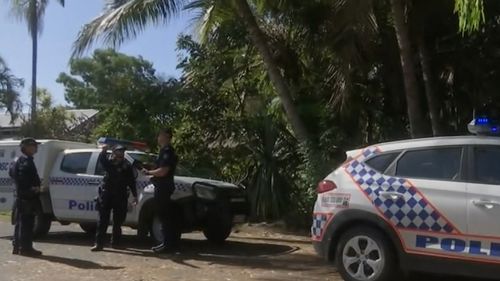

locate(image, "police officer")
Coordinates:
142 128 179 253
91 144 138 251
12 138 42 256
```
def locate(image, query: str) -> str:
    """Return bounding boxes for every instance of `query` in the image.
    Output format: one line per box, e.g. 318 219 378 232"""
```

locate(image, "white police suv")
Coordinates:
0 138 248 244
312 118 500 280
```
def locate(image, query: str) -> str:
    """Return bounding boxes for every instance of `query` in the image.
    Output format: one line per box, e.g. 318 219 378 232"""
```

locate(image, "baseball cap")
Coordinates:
112 145 126 152
20 137 41 146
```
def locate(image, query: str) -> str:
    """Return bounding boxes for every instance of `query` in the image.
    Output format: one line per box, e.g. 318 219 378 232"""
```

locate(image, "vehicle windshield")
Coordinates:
127 152 193 177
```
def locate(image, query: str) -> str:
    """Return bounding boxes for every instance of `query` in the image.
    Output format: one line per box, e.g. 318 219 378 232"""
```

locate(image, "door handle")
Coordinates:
473 200 500 209
380 192 405 201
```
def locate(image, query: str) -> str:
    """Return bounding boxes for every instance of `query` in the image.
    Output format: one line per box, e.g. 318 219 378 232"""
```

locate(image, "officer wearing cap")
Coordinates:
142 128 180 253
91 144 138 251
12 137 42 256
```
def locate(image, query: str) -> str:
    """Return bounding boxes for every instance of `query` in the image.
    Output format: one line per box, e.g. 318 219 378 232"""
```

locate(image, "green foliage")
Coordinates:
0 57 22 120
455 0 485 34
72 0 182 57
19 89 75 139
58 49 180 148
63 0 500 230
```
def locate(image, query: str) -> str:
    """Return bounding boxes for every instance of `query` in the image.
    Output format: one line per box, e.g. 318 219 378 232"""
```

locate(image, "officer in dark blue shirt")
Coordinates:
91 145 138 251
142 128 179 253
12 138 42 256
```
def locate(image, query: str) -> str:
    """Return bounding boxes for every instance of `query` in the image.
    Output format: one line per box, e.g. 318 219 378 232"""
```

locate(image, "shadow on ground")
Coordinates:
1 230 326 273
32 255 124 270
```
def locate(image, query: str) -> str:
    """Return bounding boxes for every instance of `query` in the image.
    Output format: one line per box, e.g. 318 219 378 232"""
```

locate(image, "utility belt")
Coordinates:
95 184 129 211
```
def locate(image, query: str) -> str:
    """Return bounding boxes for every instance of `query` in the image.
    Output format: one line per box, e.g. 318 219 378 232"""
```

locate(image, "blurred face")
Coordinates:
113 150 125 161
157 132 172 146
23 144 38 156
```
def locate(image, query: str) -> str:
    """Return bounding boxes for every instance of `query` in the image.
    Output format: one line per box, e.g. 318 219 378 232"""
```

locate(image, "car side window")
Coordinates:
473 146 500 185
61 152 92 174
365 153 399 173
395 147 462 181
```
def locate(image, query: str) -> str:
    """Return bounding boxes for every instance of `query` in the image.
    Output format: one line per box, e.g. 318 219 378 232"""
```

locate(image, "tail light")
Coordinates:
317 180 337 194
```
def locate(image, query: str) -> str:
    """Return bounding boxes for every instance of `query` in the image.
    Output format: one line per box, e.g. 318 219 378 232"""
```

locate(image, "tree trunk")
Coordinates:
31 10 38 126
390 0 428 138
417 35 445 136
232 0 323 178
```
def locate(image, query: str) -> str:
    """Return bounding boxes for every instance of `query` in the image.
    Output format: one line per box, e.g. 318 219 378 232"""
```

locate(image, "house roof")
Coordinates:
0 109 99 130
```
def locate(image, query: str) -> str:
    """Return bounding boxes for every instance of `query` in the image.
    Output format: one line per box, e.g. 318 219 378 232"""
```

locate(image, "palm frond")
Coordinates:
9 0 63 36
72 0 186 57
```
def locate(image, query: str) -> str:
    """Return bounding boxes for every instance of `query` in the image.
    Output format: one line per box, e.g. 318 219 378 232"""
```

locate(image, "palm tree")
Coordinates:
72 0 320 178
390 0 428 137
0 56 23 120
9 0 65 123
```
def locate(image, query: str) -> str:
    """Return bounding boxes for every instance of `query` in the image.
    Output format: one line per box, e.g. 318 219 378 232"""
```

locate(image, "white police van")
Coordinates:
0 138 248 243
312 117 500 280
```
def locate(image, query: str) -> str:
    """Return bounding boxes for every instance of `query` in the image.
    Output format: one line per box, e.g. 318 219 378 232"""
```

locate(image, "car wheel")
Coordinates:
203 204 232 244
33 213 52 238
335 226 396 281
79 223 97 235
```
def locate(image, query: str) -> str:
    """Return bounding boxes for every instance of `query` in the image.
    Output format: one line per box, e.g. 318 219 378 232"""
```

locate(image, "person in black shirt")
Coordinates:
91 145 138 251
142 128 179 253
12 138 42 256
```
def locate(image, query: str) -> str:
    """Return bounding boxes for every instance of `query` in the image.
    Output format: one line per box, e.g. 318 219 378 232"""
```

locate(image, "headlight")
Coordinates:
195 185 216 200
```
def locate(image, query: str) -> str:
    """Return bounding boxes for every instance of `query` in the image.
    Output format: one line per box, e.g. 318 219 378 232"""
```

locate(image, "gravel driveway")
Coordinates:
0 219 486 281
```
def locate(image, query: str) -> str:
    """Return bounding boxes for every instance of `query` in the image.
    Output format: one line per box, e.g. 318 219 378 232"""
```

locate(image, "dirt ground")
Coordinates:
0 219 488 281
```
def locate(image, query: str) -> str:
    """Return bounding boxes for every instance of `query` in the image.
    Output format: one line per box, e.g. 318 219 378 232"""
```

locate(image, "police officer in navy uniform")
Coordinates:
142 128 180 253
12 138 42 256
91 144 138 251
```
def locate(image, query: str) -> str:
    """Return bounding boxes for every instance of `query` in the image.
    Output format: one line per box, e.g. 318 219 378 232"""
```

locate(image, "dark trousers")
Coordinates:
155 194 181 247
95 195 128 246
12 200 19 250
14 199 38 251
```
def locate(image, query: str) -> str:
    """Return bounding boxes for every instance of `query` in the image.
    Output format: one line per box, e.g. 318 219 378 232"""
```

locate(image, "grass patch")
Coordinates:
0 212 11 222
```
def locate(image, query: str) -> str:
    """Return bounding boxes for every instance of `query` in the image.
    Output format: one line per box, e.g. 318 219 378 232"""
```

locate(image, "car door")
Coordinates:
92 152 140 225
466 145 500 262
50 151 101 221
386 146 468 258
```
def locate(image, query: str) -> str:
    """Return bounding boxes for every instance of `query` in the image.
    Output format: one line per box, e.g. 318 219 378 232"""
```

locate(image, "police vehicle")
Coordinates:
312 116 500 281
0 138 248 244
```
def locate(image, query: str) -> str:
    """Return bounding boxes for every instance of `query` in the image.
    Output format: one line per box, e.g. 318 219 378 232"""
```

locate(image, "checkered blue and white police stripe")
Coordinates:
49 177 151 189
311 213 333 241
345 147 459 234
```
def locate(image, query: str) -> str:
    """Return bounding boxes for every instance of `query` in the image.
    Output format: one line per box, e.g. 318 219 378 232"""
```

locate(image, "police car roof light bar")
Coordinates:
97 137 149 151
468 115 500 136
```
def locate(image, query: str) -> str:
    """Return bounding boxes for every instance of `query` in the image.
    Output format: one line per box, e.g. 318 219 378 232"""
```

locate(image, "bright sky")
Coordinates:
0 0 193 107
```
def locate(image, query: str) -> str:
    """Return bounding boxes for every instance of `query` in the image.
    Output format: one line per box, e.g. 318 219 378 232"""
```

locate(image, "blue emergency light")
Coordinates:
468 116 500 136
97 137 149 151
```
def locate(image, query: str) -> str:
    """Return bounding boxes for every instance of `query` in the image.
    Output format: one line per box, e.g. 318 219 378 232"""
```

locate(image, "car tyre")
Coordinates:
33 213 52 238
335 226 396 281
79 223 97 235
203 203 232 244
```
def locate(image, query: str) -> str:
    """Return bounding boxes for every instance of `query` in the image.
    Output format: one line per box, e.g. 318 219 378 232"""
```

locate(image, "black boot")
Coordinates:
12 247 19 255
90 244 104 252
151 243 165 251
152 243 179 254
20 248 42 256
